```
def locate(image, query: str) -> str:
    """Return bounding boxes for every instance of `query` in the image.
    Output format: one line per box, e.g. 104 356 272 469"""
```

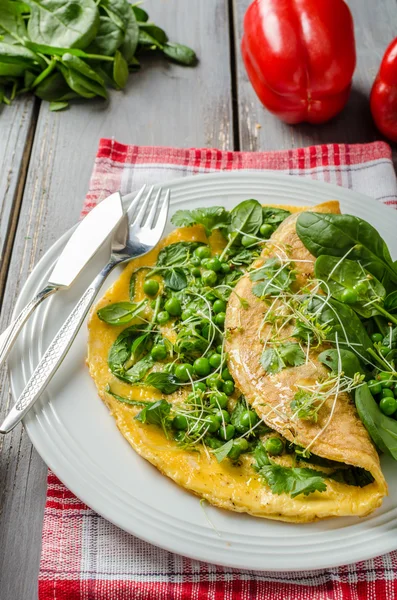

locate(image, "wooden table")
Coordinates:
0 1 395 597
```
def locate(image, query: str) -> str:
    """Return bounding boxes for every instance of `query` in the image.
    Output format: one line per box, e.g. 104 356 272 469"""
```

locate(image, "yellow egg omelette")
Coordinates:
87 200 387 523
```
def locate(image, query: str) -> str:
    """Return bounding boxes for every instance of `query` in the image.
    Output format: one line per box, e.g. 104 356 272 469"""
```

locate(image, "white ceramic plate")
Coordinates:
9 171 397 571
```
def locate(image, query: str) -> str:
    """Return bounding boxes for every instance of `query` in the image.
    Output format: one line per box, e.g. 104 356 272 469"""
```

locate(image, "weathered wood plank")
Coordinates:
0 97 38 300
0 2 233 599
233 0 397 156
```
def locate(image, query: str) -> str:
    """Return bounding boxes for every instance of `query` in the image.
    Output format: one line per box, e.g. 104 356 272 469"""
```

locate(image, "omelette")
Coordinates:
87 199 388 523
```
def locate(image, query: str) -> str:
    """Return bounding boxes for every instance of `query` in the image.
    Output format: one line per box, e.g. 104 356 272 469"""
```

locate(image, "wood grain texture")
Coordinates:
232 0 397 159
0 98 38 302
0 2 233 599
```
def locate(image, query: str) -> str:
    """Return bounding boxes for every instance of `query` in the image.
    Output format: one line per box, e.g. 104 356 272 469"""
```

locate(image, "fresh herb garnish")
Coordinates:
97 299 146 325
171 207 231 237
260 342 305 375
144 372 179 394
250 258 296 298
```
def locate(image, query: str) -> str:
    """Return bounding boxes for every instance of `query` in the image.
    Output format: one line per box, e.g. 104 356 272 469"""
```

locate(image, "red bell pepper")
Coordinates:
370 38 397 143
241 0 356 124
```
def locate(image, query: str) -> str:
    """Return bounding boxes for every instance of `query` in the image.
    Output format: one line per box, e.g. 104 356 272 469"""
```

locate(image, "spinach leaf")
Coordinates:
297 212 397 287
318 348 365 379
108 324 149 380
26 0 99 49
105 384 150 407
135 399 171 436
260 342 305 375
124 354 153 383
355 383 397 460
385 291 397 313
250 257 295 297
164 267 187 291
138 23 168 46
171 207 230 237
49 100 68 111
0 0 27 44
113 49 128 88
144 372 179 394
97 299 146 325
157 241 203 267
162 42 197 66
86 15 124 56
262 207 290 225
314 255 394 321
307 297 374 363
131 5 148 22
383 327 397 350
253 443 327 498
35 71 77 101
212 439 234 463
227 199 263 246
58 63 107 99
0 42 43 68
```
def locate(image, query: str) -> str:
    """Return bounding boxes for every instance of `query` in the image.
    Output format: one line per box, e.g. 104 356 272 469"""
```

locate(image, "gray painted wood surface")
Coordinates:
0 1 396 598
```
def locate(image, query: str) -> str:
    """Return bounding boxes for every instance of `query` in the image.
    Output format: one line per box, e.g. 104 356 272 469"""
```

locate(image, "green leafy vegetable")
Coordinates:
105 384 150 406
226 199 263 250
212 439 234 463
0 0 196 108
124 354 153 383
108 324 154 382
297 212 397 288
262 207 290 225
318 348 365 379
163 267 187 291
144 371 179 394
97 299 146 325
171 207 231 237
135 399 171 436
385 291 397 313
260 342 305 375
157 241 203 267
355 383 397 460
253 443 327 498
250 257 295 297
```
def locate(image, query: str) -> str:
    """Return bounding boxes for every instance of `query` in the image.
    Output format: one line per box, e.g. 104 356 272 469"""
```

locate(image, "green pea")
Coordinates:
202 270 217 287
175 363 194 382
218 423 235 441
222 380 235 396
340 288 358 305
215 409 230 423
379 345 391 356
371 333 383 343
260 223 274 238
192 267 201 277
150 344 167 361
193 382 207 393
381 388 394 399
182 309 193 321
377 372 394 388
380 396 397 416
209 353 222 369
221 262 231 273
241 234 255 247
216 345 223 354
194 246 211 260
143 279 159 297
209 391 228 409
215 312 226 328
173 414 188 430
157 310 170 325
207 257 222 272
213 299 226 314
191 256 201 266
264 437 284 456
240 410 258 429
164 297 181 317
193 357 211 377
205 414 220 433
368 379 382 395
206 374 223 389
221 368 233 381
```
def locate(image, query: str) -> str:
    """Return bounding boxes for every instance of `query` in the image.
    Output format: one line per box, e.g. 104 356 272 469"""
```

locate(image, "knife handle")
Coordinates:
0 264 114 434
0 285 58 370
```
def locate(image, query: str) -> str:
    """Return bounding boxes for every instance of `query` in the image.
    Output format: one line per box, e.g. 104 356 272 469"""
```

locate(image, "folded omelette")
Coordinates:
87 200 387 523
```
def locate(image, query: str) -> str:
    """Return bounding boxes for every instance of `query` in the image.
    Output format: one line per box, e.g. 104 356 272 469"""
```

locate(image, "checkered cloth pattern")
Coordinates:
39 138 397 600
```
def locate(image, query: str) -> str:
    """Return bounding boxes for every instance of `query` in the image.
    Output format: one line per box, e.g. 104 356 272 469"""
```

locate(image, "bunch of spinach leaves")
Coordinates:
0 0 197 110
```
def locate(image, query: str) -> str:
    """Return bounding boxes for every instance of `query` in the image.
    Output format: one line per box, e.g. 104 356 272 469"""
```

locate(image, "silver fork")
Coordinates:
0 185 170 434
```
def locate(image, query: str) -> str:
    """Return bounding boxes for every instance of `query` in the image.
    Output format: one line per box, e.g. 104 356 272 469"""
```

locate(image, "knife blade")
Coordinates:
0 191 124 369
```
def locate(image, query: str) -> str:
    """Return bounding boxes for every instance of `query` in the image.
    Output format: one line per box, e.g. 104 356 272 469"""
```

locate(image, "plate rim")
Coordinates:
11 169 397 572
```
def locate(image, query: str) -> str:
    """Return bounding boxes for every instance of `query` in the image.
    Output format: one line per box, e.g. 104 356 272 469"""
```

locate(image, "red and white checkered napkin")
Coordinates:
39 139 397 600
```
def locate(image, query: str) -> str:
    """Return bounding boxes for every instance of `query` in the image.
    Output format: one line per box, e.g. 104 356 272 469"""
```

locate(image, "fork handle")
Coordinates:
0 262 115 434
0 284 58 370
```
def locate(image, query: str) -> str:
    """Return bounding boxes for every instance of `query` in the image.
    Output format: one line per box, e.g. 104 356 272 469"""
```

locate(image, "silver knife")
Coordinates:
0 192 124 370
